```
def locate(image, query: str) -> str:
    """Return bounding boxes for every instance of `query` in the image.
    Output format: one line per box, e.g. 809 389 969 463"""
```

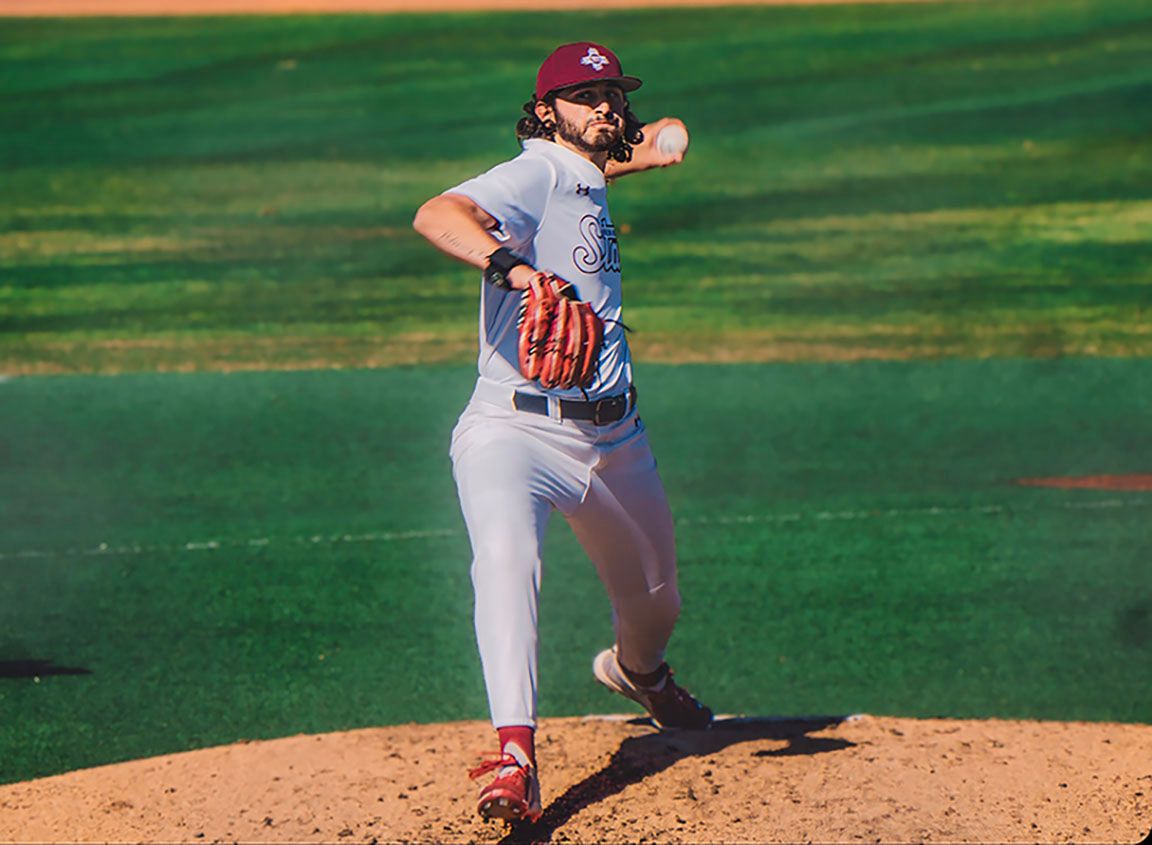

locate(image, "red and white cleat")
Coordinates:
469 753 542 823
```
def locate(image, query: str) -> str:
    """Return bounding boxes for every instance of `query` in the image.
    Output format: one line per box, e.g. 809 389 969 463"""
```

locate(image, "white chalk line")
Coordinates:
1 497 1149 562
0 527 462 561
699 497 1152 526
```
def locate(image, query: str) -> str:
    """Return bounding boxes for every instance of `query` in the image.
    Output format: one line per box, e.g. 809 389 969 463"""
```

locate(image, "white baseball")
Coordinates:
655 124 689 156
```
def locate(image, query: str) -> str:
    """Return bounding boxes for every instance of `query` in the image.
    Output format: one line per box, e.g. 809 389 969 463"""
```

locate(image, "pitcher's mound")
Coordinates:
1 714 1149 843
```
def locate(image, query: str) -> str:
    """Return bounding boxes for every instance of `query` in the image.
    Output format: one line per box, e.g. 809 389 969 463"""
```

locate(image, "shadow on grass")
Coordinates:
0 659 91 679
500 715 853 844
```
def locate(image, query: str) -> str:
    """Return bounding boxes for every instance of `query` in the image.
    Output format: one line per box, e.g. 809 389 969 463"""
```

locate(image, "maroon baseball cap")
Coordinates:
534 42 642 100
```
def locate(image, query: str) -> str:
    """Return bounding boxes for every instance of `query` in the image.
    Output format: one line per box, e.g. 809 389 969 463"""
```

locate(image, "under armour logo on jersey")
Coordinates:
581 47 611 72
576 184 590 196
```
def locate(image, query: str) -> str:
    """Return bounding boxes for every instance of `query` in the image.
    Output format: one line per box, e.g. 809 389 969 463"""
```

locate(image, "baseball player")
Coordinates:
412 42 712 825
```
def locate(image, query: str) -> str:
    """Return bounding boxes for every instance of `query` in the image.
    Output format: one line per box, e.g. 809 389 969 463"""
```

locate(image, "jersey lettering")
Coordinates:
573 214 620 274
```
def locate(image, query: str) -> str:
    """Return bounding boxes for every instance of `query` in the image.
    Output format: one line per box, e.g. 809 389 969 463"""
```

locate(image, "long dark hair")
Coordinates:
515 92 645 164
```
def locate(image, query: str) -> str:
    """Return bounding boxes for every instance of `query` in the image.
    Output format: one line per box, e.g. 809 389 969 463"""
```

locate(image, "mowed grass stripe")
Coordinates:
1 360 1149 783
4 496 1152 562
3 0 1151 372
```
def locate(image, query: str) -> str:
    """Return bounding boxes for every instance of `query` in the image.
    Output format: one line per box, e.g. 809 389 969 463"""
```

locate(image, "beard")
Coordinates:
555 112 621 153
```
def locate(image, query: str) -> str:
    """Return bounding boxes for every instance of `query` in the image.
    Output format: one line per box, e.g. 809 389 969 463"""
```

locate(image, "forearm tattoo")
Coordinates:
437 231 490 263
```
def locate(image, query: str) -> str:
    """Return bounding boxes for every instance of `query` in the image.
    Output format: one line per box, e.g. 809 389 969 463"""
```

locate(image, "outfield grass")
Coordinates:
2 0 1150 789
2 360 1150 783
2 0 1151 372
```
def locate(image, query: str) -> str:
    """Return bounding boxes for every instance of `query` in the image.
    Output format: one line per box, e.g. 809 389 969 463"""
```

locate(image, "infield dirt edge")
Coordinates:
1 713 1149 843
1 0 982 17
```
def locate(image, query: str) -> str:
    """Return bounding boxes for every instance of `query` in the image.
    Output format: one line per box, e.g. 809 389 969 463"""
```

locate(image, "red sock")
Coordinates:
497 725 535 767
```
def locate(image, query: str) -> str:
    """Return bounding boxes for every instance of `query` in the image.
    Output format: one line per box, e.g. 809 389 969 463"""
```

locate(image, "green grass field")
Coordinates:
2 0 1151 371
2 0 1151 787
2 360 1151 783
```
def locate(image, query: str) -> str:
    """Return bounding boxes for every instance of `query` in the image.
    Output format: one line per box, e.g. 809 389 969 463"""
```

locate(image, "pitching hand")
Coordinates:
605 117 690 180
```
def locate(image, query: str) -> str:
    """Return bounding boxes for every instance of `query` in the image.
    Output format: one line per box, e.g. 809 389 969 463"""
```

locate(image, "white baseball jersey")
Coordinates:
446 138 631 399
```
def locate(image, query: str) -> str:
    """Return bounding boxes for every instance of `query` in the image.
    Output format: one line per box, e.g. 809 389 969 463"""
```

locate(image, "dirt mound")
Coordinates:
1 714 1149 843
1017 474 1152 491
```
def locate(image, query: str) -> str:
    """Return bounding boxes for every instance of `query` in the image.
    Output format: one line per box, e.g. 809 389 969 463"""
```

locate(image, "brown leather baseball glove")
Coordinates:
517 271 604 390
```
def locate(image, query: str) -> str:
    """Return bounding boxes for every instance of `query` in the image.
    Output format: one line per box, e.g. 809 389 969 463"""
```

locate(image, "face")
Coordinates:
540 82 627 153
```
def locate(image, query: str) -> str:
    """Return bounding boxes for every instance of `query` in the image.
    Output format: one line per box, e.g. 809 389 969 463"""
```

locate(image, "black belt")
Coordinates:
513 386 637 425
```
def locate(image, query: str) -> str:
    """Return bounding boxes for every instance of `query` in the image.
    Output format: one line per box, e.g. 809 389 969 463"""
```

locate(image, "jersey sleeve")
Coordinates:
444 153 555 249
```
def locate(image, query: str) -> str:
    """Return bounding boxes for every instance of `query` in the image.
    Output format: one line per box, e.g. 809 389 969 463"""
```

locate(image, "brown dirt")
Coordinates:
2 0 972 17
1017 475 1152 492
1 714 1149 843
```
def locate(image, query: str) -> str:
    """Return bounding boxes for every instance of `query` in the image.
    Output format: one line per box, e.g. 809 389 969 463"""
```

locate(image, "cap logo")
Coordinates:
580 47 611 72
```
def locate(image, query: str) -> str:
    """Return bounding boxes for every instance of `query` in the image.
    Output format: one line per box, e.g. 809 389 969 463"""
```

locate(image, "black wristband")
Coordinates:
484 247 530 290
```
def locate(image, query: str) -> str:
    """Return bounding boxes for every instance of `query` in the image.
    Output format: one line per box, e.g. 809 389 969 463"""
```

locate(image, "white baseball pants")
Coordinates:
450 379 681 729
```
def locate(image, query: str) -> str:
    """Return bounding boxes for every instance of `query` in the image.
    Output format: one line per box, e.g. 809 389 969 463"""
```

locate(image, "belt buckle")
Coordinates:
593 394 622 426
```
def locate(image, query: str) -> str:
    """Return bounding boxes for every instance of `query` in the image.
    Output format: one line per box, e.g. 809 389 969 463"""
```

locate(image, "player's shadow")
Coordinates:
499 715 853 844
